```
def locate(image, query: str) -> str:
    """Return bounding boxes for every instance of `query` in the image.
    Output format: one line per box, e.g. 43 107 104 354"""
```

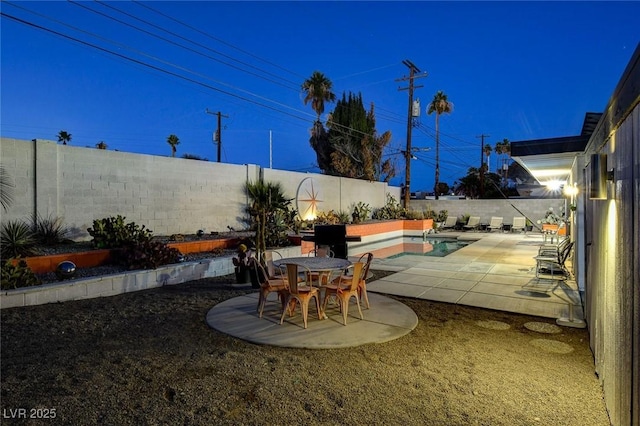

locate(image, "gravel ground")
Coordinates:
1 269 610 426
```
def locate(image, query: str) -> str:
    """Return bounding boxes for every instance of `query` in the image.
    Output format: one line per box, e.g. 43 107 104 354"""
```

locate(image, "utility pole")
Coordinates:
397 60 427 208
476 134 490 198
206 109 228 162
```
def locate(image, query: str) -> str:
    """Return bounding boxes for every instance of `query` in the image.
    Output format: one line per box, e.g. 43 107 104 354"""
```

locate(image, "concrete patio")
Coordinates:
367 231 583 324
206 230 584 349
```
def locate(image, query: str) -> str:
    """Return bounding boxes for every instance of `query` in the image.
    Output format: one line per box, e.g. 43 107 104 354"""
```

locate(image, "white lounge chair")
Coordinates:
440 216 458 231
487 217 503 232
511 217 526 233
463 216 481 231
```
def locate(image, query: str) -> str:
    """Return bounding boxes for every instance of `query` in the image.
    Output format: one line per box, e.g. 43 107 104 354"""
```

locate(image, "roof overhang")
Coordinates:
511 135 589 187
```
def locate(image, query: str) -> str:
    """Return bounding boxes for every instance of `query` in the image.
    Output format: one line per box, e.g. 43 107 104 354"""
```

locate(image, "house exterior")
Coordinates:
511 43 639 426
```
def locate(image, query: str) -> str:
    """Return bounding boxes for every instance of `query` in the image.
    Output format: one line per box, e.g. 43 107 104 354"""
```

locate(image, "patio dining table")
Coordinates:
273 256 351 279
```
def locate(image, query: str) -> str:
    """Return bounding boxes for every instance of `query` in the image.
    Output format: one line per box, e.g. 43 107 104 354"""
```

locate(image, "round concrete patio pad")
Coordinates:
206 292 418 349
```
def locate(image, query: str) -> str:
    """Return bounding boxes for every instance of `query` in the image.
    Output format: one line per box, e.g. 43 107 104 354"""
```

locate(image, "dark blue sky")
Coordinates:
2 1 638 192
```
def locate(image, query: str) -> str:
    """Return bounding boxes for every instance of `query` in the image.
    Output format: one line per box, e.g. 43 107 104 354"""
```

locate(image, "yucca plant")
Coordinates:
0 220 39 259
32 213 70 246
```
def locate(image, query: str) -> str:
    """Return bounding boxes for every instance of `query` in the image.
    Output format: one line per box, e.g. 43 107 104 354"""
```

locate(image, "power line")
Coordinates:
69 1 299 91
132 0 304 80
0 11 315 124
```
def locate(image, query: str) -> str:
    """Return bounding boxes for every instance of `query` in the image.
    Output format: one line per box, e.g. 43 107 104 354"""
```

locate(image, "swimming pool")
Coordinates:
349 236 473 259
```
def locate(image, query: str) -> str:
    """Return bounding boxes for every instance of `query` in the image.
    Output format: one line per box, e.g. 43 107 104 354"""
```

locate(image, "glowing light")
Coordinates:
544 180 564 191
563 184 579 196
296 177 322 221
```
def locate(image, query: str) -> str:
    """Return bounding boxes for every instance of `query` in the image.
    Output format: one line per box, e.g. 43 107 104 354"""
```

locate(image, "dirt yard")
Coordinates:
1 271 609 425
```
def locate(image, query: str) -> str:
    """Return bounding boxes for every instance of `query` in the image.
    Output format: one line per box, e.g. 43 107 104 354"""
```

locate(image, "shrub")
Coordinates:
372 194 407 220
404 209 424 220
117 240 181 270
351 202 371 223
1 220 39 259
32 213 70 246
1 259 41 289
87 215 152 249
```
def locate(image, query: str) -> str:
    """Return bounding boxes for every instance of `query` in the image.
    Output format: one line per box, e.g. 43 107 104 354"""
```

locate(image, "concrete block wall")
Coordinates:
1 138 399 241
263 168 394 216
410 198 565 226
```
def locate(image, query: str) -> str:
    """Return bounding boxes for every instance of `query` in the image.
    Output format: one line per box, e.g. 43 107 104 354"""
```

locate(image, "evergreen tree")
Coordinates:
325 92 394 182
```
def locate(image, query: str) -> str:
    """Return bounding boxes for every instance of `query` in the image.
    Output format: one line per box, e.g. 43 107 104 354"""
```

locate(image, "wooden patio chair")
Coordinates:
322 262 364 325
280 263 322 329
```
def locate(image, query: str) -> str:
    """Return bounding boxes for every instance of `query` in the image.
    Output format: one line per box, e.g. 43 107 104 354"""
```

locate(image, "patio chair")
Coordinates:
253 259 288 319
534 241 574 280
542 221 566 244
511 217 527 233
264 250 286 280
440 216 458 231
463 216 481 231
322 262 364 325
487 217 504 232
307 246 334 286
331 252 374 309
280 263 322 329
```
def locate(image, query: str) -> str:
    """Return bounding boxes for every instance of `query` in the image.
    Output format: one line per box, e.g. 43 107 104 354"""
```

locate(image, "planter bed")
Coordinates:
1 245 302 309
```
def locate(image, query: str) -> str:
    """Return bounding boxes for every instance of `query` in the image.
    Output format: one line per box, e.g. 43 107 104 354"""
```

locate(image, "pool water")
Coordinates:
349 236 472 259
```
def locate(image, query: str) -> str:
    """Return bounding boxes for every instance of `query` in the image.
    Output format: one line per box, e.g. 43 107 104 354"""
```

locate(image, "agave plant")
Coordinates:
1 220 39 259
31 213 70 246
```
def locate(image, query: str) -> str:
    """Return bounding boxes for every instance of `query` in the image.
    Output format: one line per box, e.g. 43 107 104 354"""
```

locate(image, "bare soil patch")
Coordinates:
1 270 609 425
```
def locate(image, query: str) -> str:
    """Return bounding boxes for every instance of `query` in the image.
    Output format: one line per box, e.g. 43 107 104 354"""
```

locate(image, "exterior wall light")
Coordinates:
589 154 609 200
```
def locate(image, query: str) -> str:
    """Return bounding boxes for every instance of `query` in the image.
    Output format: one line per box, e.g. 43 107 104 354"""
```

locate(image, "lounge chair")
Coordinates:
487 217 503 232
463 216 481 231
440 216 458 231
511 217 526 233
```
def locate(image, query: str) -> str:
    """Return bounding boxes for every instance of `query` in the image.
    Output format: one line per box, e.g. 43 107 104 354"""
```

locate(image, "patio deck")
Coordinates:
369 231 583 323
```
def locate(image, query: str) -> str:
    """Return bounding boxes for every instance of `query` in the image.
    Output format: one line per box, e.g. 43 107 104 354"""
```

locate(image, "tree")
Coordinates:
245 180 292 263
166 134 180 157
483 143 493 171
57 130 72 145
494 138 511 184
325 92 395 181
454 167 502 199
427 91 453 199
0 166 14 211
435 182 450 197
96 141 108 150
302 71 337 123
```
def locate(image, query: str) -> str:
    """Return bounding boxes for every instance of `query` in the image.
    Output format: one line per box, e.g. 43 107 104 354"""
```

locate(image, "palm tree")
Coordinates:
0 165 14 211
427 91 453 199
96 141 108 150
302 71 336 124
57 130 72 145
494 138 511 184
166 134 180 157
484 143 493 171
